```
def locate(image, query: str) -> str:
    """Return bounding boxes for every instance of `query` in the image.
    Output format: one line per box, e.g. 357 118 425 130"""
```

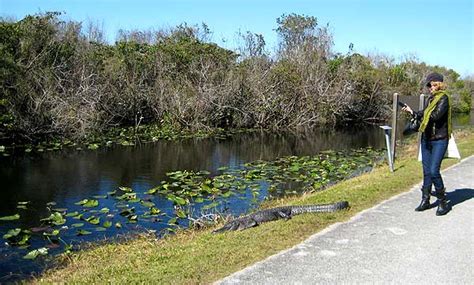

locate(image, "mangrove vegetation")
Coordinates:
1 12 472 149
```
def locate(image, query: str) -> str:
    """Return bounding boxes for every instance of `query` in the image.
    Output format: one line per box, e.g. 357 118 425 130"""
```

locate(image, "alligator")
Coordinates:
212 201 349 233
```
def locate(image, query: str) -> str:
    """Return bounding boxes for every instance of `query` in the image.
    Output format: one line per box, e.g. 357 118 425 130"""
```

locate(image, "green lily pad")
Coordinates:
23 247 48 259
202 202 219 210
119 186 133 192
117 193 137 200
72 213 84 220
43 229 60 236
93 195 107 199
176 209 187 219
85 216 100 225
168 218 177 225
103 221 112 228
76 229 92 236
119 208 135 216
75 199 99 207
99 207 110 214
194 197 205 203
141 201 155 208
40 212 66 226
149 207 161 215
52 208 68 213
127 215 138 221
17 234 31 246
167 195 187 205
66 211 80 217
146 187 159 194
3 228 21 239
0 214 20 221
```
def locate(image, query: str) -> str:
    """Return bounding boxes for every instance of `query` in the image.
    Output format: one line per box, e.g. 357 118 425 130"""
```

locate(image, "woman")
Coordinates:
401 72 452 216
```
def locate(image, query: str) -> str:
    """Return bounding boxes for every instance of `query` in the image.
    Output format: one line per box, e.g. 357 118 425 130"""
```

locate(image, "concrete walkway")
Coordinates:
217 156 474 284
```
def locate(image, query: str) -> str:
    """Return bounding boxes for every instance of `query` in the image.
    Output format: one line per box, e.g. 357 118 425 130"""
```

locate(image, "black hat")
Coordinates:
424 72 444 86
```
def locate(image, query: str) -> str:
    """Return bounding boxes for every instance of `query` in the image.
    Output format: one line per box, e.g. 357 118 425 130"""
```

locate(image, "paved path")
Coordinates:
217 156 474 284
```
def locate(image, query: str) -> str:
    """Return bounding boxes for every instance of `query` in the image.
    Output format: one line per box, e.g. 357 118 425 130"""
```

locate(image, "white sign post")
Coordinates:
380 125 394 172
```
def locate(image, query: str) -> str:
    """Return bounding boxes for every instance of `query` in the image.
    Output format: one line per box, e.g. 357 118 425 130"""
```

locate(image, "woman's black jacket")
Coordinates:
413 94 449 141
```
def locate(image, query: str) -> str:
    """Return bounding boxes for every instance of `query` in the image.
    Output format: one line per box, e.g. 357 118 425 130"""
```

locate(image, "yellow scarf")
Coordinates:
419 90 452 136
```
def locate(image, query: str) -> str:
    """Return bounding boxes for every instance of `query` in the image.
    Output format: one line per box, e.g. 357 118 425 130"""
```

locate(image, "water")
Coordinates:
0 114 471 281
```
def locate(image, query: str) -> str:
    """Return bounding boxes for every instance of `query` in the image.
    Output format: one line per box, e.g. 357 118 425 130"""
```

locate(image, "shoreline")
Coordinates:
34 129 474 284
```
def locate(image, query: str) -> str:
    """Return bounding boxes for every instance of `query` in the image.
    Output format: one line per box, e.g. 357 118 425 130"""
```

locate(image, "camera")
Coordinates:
398 101 407 108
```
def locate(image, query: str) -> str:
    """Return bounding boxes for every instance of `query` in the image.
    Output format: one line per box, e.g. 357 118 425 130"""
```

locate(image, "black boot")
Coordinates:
415 187 431 211
435 188 451 216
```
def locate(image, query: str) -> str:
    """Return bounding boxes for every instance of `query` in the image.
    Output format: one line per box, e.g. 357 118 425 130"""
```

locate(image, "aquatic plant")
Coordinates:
0 147 382 261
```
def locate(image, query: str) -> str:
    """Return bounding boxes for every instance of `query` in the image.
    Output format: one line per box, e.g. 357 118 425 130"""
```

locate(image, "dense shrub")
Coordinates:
0 12 471 144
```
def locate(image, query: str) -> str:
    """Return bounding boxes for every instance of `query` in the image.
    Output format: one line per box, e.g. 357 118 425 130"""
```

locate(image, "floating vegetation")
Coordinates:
23 248 48 260
0 214 20 221
0 147 382 263
0 125 238 157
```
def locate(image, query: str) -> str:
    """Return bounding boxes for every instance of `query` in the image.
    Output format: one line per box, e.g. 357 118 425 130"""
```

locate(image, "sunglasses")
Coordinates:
426 83 432 88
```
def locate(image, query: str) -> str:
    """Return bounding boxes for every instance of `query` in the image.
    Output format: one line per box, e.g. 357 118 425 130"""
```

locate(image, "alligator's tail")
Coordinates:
290 201 349 215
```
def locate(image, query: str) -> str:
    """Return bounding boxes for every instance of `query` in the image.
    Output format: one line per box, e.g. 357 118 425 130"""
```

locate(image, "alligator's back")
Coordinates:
213 201 349 233
289 201 349 215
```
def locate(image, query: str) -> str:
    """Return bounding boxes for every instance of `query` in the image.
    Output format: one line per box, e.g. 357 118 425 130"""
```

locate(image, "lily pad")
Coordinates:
117 193 137 201
176 209 187 219
93 195 107 199
82 199 99 208
40 212 66 226
43 229 60 236
140 201 155 208
0 214 20 221
17 234 31 246
52 208 68 213
119 186 133 192
146 187 159 194
23 247 48 259
76 229 92 236
85 216 100 225
3 228 21 239
149 207 161 215
119 208 135 216
99 207 110 214
66 211 80 217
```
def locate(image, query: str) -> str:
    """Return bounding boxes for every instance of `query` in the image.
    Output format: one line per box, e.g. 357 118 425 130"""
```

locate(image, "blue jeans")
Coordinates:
421 137 448 191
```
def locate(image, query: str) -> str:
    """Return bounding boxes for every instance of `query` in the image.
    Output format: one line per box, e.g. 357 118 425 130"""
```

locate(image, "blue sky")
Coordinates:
1 0 473 76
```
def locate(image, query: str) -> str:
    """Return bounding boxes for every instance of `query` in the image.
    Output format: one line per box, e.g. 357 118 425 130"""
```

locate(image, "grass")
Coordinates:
36 129 474 284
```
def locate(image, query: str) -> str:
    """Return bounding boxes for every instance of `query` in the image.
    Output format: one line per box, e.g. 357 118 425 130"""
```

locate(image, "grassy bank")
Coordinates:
37 129 474 284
